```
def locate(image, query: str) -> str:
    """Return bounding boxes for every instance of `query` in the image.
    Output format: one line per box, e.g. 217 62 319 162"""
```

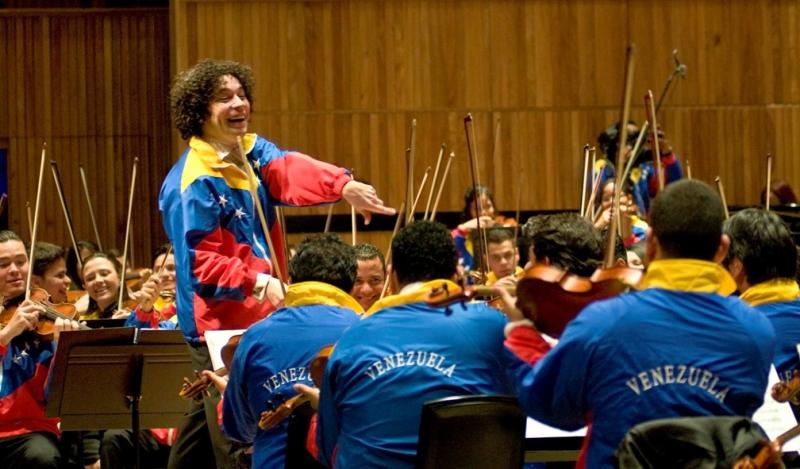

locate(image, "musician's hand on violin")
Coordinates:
201 370 228 394
111 309 131 320
53 317 82 342
342 180 396 225
0 301 41 345
458 216 495 232
593 207 611 230
132 276 161 313
292 383 320 410
492 281 525 322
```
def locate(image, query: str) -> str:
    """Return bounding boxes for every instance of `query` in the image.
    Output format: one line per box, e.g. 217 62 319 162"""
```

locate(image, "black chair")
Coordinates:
415 395 525 469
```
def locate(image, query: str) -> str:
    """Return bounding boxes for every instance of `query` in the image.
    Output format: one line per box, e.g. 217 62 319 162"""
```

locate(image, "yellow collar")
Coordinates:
640 259 737 295
189 134 257 169
182 134 259 191
365 279 461 317
740 279 800 307
283 281 364 314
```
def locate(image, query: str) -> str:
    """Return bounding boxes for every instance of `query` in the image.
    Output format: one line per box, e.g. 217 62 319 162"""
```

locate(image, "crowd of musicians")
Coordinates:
1 57 800 469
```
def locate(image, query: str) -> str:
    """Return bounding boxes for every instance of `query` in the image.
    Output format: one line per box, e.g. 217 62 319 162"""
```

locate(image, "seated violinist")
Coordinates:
315 221 513 468
221 233 362 469
484 226 521 286
31 242 72 305
502 180 775 468
724 209 800 413
451 185 496 272
65 240 98 290
593 178 649 248
0 230 82 469
126 244 178 329
350 243 386 311
521 213 603 275
81 252 133 320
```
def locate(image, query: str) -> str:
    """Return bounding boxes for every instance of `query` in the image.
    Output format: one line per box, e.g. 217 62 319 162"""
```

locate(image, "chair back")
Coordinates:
415 395 525 469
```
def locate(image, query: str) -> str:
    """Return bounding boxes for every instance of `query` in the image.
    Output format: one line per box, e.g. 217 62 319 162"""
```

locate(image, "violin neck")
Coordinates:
39 305 89 330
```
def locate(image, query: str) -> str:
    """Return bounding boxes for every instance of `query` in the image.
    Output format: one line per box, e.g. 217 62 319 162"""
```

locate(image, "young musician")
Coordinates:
451 185 496 272
31 242 72 304
223 234 362 469
503 181 775 468
126 244 178 329
484 227 521 285
161 58 393 469
0 230 81 469
316 221 512 467
724 209 800 383
80 252 131 320
350 243 386 311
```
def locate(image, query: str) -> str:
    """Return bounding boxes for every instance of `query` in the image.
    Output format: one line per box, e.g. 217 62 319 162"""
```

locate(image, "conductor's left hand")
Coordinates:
342 180 396 225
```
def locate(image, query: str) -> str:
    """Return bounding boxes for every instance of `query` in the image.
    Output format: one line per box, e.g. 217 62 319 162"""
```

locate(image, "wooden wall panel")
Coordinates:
168 0 800 234
0 9 170 266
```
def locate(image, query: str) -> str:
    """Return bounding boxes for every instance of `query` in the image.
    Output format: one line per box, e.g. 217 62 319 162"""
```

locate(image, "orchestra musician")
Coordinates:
350 243 386 311
723 209 800 414
80 252 133 320
222 233 362 469
30 242 72 305
125 244 178 330
314 221 512 468
502 180 775 468
160 58 394 469
451 185 496 272
484 226 522 286
0 231 81 469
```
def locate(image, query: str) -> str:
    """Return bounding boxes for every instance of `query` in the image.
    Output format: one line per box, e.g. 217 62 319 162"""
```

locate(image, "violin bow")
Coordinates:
0 193 6 219
580 144 590 217
424 144 446 220
655 49 687 114
79 164 104 251
25 143 48 300
380 202 406 300
715 176 730 220
26 201 33 241
405 119 417 223
238 138 287 293
407 166 431 224
685 158 692 180
323 203 334 233
644 90 665 192
117 157 139 312
464 113 490 279
276 206 291 264
429 152 455 222
605 44 636 269
50 160 83 272
351 206 357 246
765 153 773 211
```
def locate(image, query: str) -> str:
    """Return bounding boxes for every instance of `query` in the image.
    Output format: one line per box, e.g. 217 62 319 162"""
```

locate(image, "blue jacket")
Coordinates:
317 280 513 469
160 134 351 343
222 282 362 469
506 260 775 468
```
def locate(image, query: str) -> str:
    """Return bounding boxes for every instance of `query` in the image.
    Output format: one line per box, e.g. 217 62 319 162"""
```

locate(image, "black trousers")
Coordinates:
167 341 234 469
0 431 61 469
101 429 171 469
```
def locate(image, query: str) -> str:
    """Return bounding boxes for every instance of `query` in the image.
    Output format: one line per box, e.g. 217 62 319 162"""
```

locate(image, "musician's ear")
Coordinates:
713 234 730 265
645 227 658 265
726 257 747 292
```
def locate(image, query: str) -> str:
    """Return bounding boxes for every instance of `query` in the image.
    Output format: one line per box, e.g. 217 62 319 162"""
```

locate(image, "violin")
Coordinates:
0 288 90 340
179 333 242 402
257 345 332 431
771 370 800 405
428 264 643 338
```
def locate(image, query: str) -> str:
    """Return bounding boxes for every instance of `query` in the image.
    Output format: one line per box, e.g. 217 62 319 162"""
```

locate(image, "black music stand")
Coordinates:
46 328 192 469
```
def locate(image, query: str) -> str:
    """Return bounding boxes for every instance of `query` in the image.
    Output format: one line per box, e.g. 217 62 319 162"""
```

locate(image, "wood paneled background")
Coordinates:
2 0 799 261
0 8 170 265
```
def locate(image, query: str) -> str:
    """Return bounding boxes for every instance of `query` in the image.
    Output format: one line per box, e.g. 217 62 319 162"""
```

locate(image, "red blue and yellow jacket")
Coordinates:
0 336 60 439
160 134 351 343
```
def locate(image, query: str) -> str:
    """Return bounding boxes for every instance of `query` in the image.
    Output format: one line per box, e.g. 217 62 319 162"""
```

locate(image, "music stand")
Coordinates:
46 328 192 469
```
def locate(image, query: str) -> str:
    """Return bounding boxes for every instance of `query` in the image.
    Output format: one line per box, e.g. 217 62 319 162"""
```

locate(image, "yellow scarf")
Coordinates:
283 281 364 314
365 279 461 317
740 278 800 307
486 266 523 286
640 259 737 295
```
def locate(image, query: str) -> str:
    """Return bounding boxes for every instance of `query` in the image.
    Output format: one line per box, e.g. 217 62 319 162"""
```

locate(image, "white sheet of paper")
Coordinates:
525 418 586 439
753 366 800 452
204 329 246 371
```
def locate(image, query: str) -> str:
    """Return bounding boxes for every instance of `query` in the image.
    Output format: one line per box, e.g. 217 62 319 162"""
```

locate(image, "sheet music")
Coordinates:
205 329 246 371
753 366 800 452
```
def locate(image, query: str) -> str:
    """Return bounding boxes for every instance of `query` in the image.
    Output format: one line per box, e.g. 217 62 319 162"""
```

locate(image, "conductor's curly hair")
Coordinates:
170 59 255 140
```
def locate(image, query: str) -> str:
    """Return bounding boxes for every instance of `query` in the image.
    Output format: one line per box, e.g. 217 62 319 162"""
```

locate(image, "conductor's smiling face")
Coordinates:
202 75 251 146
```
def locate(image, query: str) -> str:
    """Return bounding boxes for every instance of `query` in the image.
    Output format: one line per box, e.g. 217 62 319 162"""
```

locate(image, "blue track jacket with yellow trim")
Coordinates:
160 134 351 343
505 259 775 468
222 281 362 469
0 336 59 439
317 279 513 469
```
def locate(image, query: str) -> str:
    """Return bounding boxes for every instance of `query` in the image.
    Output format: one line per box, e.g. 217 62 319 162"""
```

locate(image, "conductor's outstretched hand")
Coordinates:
342 180 396 225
